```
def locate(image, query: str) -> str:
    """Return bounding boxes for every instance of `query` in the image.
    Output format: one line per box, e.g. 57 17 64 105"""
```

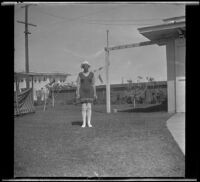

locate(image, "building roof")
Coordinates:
163 16 185 23
14 72 71 80
138 16 185 45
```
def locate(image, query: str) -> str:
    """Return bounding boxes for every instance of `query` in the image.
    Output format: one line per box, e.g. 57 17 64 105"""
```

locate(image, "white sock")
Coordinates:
87 103 92 127
82 103 87 127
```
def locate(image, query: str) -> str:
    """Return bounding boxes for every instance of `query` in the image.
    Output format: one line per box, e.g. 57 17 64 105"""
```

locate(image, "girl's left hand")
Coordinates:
94 95 97 100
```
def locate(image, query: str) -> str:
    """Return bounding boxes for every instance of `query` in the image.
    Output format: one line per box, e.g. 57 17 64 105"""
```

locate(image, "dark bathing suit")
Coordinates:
79 72 94 103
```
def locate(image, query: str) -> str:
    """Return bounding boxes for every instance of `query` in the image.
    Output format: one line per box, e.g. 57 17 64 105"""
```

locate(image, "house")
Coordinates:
138 16 185 113
14 72 70 101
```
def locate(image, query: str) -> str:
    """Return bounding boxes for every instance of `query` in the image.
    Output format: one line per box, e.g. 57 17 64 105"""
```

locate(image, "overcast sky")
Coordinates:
14 2 185 85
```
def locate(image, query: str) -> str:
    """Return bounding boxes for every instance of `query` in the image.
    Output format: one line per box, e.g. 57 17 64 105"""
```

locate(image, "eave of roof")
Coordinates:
14 72 71 79
138 21 185 45
15 71 70 76
163 16 185 22
138 21 185 34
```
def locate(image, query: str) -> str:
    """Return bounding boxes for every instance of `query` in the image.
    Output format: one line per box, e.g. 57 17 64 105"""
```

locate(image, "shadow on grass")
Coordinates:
93 109 106 113
118 101 167 113
71 121 83 126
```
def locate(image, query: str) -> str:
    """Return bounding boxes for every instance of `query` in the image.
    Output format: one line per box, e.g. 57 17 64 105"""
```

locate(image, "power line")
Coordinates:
33 6 161 26
27 8 157 26
79 18 162 22
79 22 154 26
34 8 66 20
34 6 118 22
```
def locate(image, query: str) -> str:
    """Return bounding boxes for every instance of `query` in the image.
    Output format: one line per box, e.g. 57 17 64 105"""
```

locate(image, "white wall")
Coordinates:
175 38 185 112
166 37 185 113
166 39 176 113
167 80 176 113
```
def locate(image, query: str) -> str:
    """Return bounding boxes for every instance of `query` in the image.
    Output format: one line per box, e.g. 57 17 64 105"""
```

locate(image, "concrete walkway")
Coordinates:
166 113 185 155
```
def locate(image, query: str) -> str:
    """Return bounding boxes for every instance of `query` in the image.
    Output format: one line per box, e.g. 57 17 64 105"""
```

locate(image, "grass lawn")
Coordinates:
14 104 185 177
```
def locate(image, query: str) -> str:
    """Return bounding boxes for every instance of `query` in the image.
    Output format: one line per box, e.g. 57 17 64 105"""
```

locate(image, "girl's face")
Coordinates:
82 64 89 72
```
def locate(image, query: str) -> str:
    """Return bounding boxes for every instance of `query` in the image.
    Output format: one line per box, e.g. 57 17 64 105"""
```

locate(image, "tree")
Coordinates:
124 76 148 108
146 76 155 82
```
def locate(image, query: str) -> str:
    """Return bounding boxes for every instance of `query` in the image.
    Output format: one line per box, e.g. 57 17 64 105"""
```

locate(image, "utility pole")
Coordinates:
122 77 124 84
17 4 37 89
105 30 111 113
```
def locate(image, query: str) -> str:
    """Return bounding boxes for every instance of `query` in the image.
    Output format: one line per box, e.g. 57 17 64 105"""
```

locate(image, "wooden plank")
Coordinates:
106 30 111 113
31 76 34 103
17 20 37 27
106 40 157 51
52 89 55 107
105 50 110 113
15 80 20 115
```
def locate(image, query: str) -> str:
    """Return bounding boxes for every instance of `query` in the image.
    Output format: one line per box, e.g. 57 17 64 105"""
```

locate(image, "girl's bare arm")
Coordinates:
76 75 80 98
92 74 97 97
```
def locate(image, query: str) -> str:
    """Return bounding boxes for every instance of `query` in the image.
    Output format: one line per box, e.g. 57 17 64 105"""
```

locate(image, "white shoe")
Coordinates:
88 124 92 127
81 124 86 128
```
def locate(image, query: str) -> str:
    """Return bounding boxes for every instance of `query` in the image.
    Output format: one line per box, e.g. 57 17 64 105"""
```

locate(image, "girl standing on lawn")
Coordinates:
76 61 97 128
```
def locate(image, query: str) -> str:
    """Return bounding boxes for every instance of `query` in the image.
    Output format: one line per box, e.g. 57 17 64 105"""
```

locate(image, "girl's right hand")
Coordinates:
76 94 80 99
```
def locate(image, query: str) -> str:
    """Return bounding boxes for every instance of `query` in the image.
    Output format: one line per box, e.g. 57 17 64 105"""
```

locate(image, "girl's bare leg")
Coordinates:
81 103 87 127
87 103 92 127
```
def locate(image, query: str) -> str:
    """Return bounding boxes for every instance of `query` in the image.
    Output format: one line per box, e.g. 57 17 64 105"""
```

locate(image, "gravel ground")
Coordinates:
14 104 185 177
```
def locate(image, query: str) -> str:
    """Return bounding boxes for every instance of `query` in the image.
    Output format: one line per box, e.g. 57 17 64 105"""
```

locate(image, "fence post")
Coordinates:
15 79 20 115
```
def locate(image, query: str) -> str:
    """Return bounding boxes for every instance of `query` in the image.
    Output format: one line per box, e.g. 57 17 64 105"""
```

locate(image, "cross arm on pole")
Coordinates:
105 41 156 51
105 38 170 51
17 20 37 27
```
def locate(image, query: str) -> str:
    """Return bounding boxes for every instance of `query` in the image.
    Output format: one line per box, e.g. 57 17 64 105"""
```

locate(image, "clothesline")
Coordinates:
66 65 105 84
41 65 105 98
64 48 104 62
63 47 106 84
